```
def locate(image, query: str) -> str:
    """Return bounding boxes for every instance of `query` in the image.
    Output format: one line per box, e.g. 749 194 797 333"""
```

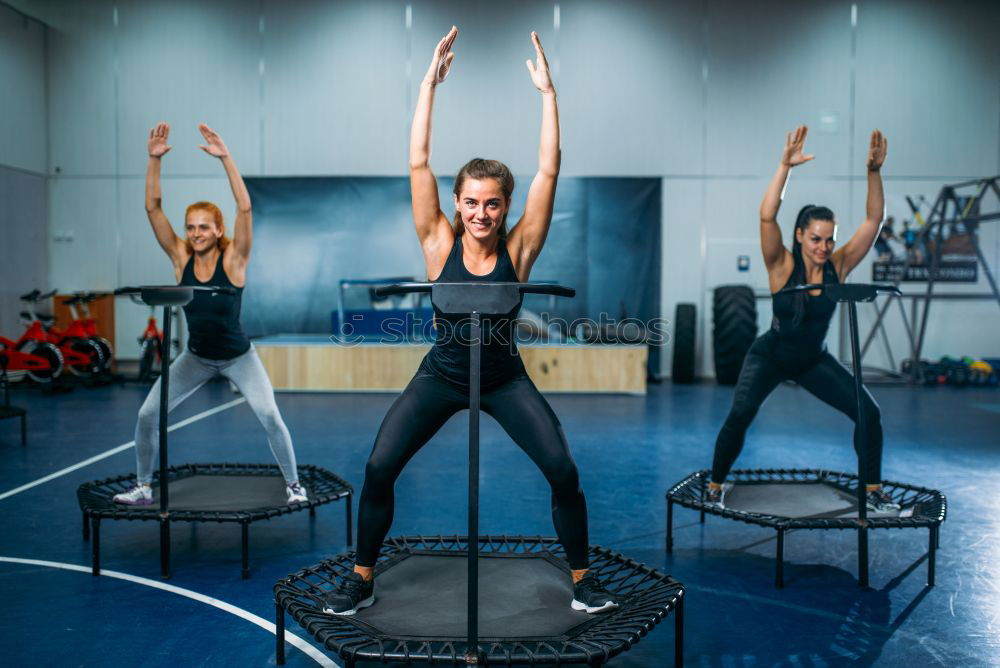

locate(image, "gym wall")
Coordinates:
1 0 998 374
0 4 47 337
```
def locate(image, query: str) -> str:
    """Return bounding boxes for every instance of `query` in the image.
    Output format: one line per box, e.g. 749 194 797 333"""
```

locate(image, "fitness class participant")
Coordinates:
114 122 307 505
323 27 617 616
707 125 900 513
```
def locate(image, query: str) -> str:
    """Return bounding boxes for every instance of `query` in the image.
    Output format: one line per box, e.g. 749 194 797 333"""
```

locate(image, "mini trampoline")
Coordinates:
667 283 948 588
276 282 684 666
78 462 352 579
274 535 683 666
666 468 946 588
77 286 353 579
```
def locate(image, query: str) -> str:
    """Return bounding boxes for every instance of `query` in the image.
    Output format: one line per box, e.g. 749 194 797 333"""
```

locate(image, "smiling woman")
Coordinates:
320 25 620 618
109 122 308 508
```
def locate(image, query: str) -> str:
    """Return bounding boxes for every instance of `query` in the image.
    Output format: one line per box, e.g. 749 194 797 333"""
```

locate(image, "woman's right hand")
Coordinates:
148 122 172 158
781 124 814 168
423 26 457 86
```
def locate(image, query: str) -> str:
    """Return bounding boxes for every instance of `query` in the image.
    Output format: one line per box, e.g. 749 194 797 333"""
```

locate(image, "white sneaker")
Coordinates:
286 481 308 504
113 484 153 505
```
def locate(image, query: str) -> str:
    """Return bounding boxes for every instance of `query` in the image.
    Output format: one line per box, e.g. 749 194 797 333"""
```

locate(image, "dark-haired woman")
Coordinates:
113 122 306 506
323 27 618 616
707 125 900 513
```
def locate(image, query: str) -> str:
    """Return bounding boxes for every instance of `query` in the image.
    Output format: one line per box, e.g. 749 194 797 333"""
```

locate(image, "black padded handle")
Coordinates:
373 281 576 299
372 282 433 297
778 283 902 302
115 285 236 296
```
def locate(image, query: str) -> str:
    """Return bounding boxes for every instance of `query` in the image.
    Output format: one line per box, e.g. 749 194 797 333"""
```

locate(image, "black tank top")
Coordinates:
179 253 251 360
766 259 839 361
422 236 525 390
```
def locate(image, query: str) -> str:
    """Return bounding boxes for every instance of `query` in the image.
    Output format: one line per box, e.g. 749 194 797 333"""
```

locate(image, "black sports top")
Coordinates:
766 258 839 360
422 235 525 389
179 253 251 360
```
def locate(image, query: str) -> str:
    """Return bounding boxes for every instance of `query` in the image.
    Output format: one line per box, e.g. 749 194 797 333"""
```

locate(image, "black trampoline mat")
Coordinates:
726 482 901 519
151 474 287 511
353 553 591 638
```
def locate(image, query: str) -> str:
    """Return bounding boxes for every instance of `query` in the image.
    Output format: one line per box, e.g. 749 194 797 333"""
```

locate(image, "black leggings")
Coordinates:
356 366 589 570
711 337 883 485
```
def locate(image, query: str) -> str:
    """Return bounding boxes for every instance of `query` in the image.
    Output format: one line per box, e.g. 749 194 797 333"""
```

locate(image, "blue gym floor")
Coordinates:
0 376 996 666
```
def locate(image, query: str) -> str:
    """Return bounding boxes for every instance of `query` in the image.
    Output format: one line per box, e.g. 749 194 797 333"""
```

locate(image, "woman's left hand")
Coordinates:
867 129 887 171
526 31 554 94
198 123 230 158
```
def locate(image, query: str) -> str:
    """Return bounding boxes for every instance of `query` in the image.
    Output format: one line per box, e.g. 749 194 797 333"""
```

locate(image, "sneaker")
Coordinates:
705 483 727 509
866 488 901 513
571 574 619 614
321 571 374 616
113 484 153 506
286 481 308 504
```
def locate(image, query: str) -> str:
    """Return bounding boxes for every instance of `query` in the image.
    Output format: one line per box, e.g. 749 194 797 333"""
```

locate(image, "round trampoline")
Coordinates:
666 468 946 588
276 282 684 666
77 286 353 579
275 535 683 666
667 283 947 588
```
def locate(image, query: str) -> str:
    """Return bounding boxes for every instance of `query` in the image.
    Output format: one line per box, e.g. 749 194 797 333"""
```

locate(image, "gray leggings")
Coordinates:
133 345 299 485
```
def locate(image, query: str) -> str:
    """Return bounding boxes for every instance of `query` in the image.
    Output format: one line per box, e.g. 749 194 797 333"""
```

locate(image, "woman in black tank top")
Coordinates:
112 123 306 507
707 125 900 513
322 27 618 617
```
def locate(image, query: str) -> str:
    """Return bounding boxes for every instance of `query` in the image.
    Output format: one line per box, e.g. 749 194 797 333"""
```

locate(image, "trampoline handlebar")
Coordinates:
778 283 902 298
114 285 237 296
373 282 576 299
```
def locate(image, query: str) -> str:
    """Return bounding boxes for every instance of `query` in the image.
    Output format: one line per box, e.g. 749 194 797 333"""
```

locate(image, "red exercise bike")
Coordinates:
8 290 65 383
21 288 106 378
133 299 179 383
61 293 113 373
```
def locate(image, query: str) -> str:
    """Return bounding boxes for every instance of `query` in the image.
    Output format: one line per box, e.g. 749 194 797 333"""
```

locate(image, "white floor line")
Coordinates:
0 397 246 502
0 556 339 668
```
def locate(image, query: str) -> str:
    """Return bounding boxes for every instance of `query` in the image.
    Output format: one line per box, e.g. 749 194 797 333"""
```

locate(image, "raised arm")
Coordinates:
760 125 814 272
508 32 560 281
833 130 887 279
198 123 251 264
145 122 186 269
410 27 457 260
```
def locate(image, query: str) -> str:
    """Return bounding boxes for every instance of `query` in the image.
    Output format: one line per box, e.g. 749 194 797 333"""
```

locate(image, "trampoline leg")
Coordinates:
241 522 250 580
345 493 353 547
666 498 674 554
82 511 90 542
775 528 784 589
309 506 316 518
928 525 938 587
91 516 101 576
858 524 869 588
160 519 171 580
699 507 705 524
275 602 285 665
674 592 684 668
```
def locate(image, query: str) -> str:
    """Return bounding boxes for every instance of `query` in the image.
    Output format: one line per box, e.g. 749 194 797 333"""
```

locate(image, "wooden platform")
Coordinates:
254 336 647 394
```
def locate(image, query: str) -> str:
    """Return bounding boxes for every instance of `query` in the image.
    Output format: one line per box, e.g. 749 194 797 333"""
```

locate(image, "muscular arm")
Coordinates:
145 123 186 269
759 161 791 271
509 32 559 282
410 27 457 270
198 123 251 265
834 130 887 279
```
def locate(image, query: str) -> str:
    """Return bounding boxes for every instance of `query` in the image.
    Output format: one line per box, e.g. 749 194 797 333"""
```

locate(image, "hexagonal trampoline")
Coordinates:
274 535 684 666
666 468 946 587
78 462 353 578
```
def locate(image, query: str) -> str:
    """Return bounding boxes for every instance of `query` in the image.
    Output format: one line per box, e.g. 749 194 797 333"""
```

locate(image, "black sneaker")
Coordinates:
866 489 901 513
571 574 619 614
321 571 374 616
